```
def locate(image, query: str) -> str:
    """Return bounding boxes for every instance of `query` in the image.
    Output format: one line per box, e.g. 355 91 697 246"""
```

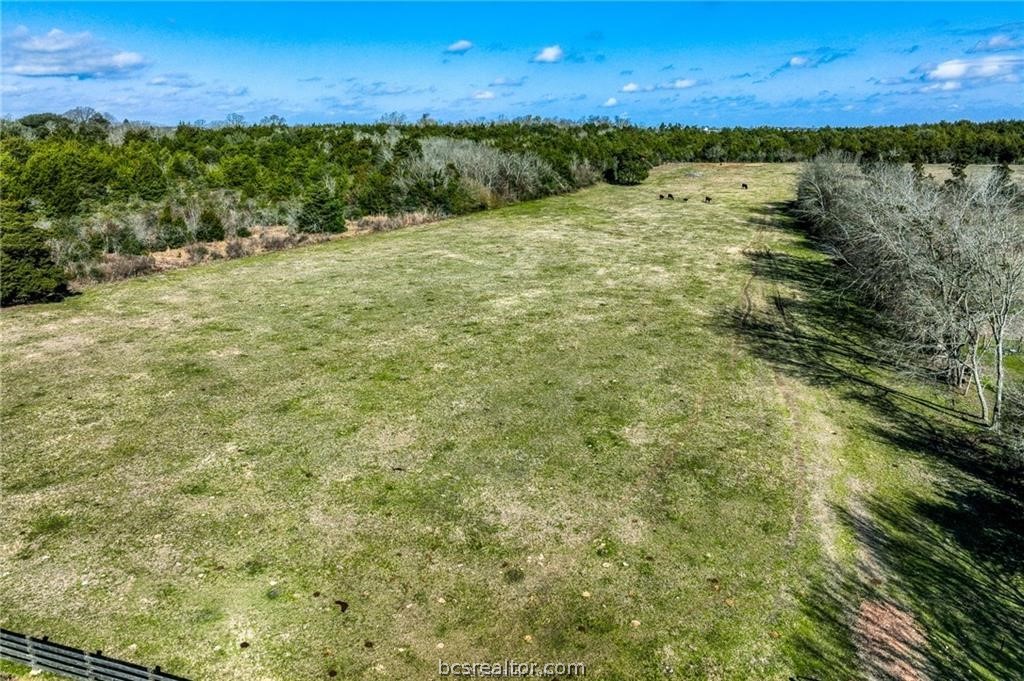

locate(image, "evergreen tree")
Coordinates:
155 204 190 249
196 207 225 242
604 148 650 185
0 202 68 306
945 159 969 192
297 184 346 233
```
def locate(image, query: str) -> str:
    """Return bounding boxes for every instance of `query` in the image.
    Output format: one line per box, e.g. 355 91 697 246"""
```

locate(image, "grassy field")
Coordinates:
2 164 1021 680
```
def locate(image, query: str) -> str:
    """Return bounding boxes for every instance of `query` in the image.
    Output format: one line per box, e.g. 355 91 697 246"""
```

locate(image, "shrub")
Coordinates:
125 155 166 201
354 171 397 216
20 140 113 216
185 243 209 263
350 211 439 233
219 154 261 197
0 206 69 306
154 204 190 249
196 207 225 242
91 253 156 281
259 232 298 251
85 218 146 256
224 239 251 259
794 152 859 237
568 157 602 188
405 137 563 205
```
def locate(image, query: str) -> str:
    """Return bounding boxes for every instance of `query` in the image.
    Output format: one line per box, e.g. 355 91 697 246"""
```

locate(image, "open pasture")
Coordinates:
2 164 1020 680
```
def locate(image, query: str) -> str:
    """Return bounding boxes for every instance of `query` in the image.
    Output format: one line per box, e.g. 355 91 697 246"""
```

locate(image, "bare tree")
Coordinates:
797 158 1024 429
179 193 202 238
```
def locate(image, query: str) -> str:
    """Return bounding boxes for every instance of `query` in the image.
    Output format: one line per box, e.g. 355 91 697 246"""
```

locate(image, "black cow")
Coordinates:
658 194 664 200
666 193 674 200
704 196 712 203
741 183 748 190
681 197 689 202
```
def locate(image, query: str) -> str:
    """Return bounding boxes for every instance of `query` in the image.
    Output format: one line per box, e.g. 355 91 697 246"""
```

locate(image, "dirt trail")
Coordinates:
738 205 931 681
848 495 931 681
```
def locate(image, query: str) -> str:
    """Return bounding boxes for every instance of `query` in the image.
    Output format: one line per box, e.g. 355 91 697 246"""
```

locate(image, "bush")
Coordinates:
259 232 299 251
154 204 190 249
85 218 146 256
569 157 602 188
604 149 650 185
91 253 156 281
185 243 209 263
350 211 440 233
196 207 225 242
224 239 251 259
354 171 398 216
0 205 69 306
405 137 563 205
19 140 114 217
794 152 859 237
297 184 346 233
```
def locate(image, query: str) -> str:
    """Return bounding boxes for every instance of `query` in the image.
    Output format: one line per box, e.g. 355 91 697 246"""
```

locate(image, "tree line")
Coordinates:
2 109 1023 306
796 154 1023 454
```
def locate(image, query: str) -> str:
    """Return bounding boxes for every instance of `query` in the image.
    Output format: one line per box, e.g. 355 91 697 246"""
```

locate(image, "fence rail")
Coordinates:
0 629 190 681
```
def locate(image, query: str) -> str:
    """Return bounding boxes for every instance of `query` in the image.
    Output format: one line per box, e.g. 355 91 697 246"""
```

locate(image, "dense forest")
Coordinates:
1 110 1023 305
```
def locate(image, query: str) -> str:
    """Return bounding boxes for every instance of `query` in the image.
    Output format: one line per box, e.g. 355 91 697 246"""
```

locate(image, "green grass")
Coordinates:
2 164 1020 680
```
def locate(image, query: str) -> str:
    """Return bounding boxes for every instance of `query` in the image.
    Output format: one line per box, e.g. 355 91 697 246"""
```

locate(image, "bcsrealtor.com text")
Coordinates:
438 659 586 677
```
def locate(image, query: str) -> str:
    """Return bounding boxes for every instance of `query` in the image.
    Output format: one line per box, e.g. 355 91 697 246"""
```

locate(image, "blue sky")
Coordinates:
2 2 1022 126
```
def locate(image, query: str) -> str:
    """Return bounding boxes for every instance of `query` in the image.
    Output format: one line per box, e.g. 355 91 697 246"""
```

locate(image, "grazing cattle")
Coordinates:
666 193 674 200
659 194 664 200
704 196 712 203
741 183 748 189
682 197 689 202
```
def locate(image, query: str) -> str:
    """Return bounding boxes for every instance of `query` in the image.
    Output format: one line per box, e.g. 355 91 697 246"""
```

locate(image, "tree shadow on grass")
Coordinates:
725 201 1024 679
789 491 1024 681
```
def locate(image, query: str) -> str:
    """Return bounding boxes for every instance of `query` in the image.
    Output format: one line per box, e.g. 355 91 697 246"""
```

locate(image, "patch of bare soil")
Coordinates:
71 212 444 288
148 226 339 272
854 599 930 681
848 499 932 681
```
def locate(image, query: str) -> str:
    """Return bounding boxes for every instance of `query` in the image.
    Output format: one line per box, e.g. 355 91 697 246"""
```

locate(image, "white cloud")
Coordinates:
622 78 697 94
489 76 526 87
920 80 962 93
21 27 92 53
662 78 696 90
769 48 853 77
2 26 147 78
472 90 495 100
532 45 564 63
353 81 412 96
601 97 618 107
445 39 473 54
969 34 1024 53
924 56 1024 82
148 73 203 89
205 85 250 98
